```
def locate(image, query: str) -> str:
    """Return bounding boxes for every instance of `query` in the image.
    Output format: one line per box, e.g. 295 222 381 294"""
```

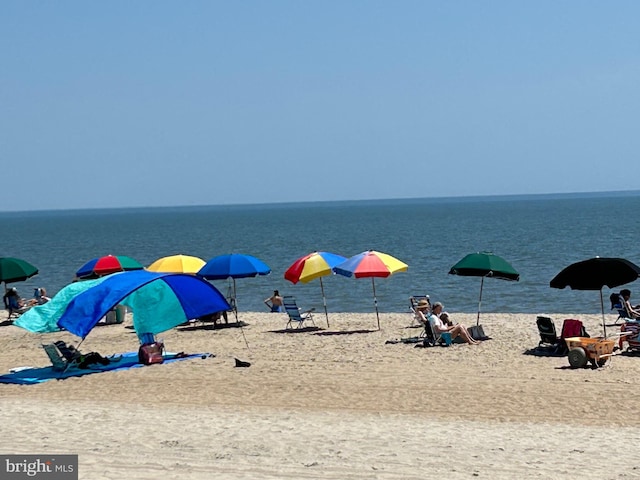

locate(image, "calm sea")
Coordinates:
2 192 640 315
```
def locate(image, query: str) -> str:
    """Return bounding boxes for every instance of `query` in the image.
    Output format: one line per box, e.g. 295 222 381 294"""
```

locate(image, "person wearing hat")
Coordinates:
414 298 431 326
429 302 479 345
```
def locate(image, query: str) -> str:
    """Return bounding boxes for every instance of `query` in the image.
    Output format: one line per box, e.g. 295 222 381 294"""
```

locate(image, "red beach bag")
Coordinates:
138 342 164 365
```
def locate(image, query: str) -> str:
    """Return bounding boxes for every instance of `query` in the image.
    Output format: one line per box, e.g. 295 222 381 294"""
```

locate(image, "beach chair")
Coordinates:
42 343 80 372
5 295 29 320
283 296 316 329
610 292 639 324
619 321 640 352
536 316 559 348
53 340 83 362
425 316 452 347
610 293 627 324
409 295 430 313
409 295 430 327
412 310 428 330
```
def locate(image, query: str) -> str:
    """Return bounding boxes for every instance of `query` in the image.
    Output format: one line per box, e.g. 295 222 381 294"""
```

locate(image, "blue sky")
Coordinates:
2 1 639 211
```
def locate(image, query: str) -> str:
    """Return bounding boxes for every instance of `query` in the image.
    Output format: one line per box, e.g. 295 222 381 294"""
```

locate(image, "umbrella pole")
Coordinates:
319 277 329 328
232 278 249 348
476 277 484 327
232 278 238 322
600 289 607 338
372 278 380 330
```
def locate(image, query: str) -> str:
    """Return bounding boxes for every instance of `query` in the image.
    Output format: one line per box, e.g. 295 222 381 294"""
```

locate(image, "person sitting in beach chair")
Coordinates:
413 298 431 328
409 295 430 313
410 295 431 327
414 300 446 346
27 287 51 307
3 287 29 319
428 302 479 345
618 289 640 320
611 290 640 351
43 341 111 371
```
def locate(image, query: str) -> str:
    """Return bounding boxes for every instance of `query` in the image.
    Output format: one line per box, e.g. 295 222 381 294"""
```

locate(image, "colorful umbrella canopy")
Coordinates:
284 251 347 327
333 250 408 330
0 257 38 287
550 257 640 337
147 254 206 274
15 270 230 339
76 254 144 279
333 250 408 279
449 252 519 326
198 254 271 321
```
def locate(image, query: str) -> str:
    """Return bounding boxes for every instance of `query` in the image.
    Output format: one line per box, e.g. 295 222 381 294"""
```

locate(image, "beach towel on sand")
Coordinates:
0 352 208 385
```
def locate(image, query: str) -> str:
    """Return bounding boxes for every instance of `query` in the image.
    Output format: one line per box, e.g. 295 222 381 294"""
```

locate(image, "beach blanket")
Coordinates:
0 352 208 385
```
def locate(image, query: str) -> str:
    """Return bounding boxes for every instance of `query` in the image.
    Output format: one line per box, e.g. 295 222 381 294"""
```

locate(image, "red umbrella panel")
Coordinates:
76 255 144 279
284 251 346 327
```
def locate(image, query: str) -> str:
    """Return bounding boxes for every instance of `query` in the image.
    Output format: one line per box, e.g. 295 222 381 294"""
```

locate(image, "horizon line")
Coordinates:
3 188 640 215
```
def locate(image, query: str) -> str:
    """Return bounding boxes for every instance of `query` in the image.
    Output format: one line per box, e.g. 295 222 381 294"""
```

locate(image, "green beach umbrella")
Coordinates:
0 257 38 289
449 252 519 326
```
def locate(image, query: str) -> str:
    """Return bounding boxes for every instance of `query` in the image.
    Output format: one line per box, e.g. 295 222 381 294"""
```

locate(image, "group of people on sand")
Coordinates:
414 297 480 345
3 287 50 311
265 288 480 345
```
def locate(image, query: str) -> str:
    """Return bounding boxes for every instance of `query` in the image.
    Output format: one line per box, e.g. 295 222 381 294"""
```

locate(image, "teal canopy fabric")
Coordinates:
15 277 108 333
15 270 230 338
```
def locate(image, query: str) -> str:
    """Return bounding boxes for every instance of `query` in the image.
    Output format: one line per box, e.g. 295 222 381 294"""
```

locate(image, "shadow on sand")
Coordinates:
178 321 248 332
0 320 15 328
522 346 564 357
269 326 322 334
314 329 378 336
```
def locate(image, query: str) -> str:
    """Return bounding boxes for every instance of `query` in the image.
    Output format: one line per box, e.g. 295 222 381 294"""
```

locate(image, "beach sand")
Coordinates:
1 311 640 479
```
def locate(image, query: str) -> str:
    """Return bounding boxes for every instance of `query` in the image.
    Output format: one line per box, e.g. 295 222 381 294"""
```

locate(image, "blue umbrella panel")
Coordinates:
198 253 271 320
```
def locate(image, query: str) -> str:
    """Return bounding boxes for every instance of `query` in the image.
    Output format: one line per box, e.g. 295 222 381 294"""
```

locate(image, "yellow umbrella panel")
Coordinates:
147 254 206 274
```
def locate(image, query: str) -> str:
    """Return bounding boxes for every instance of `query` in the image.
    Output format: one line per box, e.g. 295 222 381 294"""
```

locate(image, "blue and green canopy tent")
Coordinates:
15 270 231 339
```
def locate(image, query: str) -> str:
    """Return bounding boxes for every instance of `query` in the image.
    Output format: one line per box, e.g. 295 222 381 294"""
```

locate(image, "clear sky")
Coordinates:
2 1 639 212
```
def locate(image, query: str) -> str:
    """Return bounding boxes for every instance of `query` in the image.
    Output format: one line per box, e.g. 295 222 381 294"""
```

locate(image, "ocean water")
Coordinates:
2 192 640 315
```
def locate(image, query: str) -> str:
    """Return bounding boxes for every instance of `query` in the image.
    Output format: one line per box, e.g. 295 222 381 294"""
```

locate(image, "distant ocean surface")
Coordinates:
2 192 640 315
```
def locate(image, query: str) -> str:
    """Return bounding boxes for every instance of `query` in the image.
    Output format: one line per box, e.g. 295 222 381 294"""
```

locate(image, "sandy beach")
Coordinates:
1 311 640 479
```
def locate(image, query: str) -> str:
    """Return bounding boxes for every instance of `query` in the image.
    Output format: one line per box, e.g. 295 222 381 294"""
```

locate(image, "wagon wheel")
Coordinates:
568 347 587 368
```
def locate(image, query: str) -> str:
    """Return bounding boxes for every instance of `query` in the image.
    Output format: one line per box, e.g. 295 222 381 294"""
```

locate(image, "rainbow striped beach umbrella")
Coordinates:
76 255 143 279
284 251 347 327
333 250 408 330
